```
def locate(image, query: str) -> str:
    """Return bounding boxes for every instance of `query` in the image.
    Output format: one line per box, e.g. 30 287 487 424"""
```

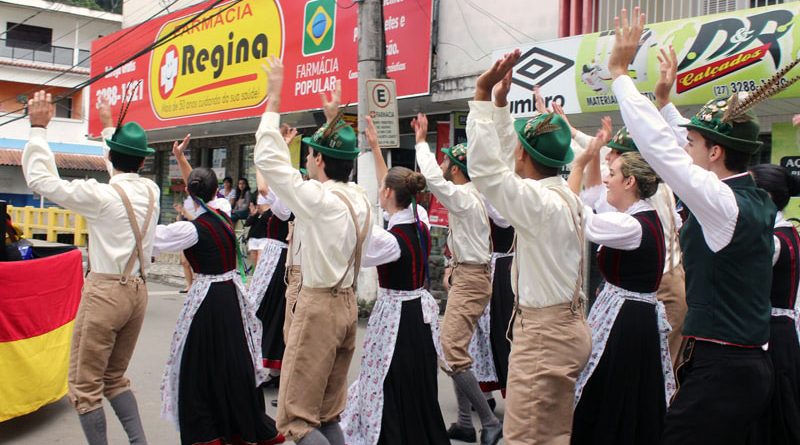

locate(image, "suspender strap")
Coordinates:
111 184 156 283
331 190 372 291
551 185 585 311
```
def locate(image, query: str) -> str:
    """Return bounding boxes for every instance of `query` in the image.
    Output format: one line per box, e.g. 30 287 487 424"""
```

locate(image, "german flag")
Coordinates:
0 249 83 421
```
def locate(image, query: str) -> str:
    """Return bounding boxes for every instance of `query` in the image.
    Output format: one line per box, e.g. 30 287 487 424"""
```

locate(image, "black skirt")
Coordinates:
750 316 800 445
377 298 449 445
178 281 282 445
571 300 666 445
255 248 288 369
489 255 514 390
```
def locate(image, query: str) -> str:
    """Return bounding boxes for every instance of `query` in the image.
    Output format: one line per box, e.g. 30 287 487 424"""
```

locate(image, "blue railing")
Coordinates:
0 38 90 68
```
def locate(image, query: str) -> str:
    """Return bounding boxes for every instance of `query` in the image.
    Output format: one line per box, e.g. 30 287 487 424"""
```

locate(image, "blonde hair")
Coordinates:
618 152 661 199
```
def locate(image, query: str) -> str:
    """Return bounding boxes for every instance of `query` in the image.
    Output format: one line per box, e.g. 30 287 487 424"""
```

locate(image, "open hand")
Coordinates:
98 95 113 128
551 101 575 137
321 79 342 123
411 113 428 144
28 90 55 128
793 114 800 127
599 116 613 145
574 127 607 168
365 114 380 150
262 56 284 112
655 45 677 108
533 85 547 114
172 134 191 159
493 69 512 107
607 7 646 80
280 123 298 145
476 50 521 101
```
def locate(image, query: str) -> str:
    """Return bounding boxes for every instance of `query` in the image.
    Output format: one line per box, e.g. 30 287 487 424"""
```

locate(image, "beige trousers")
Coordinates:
657 263 687 366
276 286 357 440
68 272 148 413
283 265 302 342
440 263 492 374
504 303 592 445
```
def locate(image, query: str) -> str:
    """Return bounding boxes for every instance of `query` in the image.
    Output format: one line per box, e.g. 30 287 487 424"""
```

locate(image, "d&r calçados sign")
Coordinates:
149 0 283 120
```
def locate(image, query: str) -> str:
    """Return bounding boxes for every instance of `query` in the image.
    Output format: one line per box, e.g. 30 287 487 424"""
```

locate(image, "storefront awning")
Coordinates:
0 149 106 171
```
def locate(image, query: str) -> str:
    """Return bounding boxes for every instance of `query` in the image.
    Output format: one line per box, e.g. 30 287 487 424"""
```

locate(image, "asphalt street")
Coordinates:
0 281 504 444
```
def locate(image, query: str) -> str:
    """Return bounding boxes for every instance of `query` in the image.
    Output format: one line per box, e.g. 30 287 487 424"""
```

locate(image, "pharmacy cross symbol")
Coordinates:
512 47 575 91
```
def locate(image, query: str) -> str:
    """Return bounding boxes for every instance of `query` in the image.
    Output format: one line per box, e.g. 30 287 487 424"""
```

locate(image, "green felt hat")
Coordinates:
607 126 638 152
302 120 359 160
514 113 573 167
105 122 155 157
679 95 762 154
441 143 468 172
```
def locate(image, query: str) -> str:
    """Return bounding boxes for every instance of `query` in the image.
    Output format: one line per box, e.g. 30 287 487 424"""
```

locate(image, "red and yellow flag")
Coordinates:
0 249 83 421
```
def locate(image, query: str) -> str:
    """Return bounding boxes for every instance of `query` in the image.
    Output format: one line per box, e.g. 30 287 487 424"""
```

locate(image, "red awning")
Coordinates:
0 149 106 171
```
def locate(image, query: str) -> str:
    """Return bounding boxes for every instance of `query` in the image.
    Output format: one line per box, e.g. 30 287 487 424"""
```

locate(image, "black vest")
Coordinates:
265 210 292 242
597 210 665 293
490 221 515 254
680 174 776 345
377 223 430 291
771 225 800 310
184 211 237 275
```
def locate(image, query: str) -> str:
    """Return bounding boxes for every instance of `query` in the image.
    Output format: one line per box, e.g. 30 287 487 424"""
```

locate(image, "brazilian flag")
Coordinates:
303 0 336 56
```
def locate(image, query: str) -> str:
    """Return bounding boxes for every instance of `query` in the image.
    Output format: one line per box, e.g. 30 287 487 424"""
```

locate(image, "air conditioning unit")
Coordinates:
700 0 751 15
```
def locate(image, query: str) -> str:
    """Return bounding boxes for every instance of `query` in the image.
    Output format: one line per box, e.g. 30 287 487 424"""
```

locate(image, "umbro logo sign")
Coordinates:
512 47 574 91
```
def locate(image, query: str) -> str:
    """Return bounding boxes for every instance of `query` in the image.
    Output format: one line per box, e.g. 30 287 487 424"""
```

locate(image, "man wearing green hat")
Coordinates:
466 50 592 445
609 8 778 444
22 91 159 445
255 58 372 445
411 114 500 443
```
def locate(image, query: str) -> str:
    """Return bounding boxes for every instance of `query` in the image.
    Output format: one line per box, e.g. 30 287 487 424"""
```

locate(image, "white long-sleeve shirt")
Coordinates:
414 142 491 264
254 112 372 288
22 127 160 275
153 198 231 256
364 206 431 268
467 100 584 308
583 200 655 250
612 75 740 253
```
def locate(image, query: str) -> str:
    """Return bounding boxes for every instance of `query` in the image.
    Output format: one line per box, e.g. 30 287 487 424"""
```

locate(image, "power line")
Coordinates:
462 0 538 43
0 2 65 40
0 0 242 128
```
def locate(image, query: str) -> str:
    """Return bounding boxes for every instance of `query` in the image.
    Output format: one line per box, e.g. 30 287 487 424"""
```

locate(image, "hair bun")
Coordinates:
405 172 426 194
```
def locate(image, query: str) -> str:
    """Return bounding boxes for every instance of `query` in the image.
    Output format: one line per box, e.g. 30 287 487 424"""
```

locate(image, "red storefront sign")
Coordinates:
427 121 450 228
88 0 433 136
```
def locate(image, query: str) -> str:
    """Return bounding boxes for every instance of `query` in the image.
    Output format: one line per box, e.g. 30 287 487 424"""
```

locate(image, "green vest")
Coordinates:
679 174 776 346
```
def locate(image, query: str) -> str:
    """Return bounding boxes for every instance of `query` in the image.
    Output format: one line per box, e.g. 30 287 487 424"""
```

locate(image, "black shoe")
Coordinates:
270 399 278 407
480 423 503 445
448 423 476 443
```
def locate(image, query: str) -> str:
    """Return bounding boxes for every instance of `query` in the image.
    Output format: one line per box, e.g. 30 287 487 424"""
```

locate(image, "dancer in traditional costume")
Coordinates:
750 164 800 445
467 53 592 445
155 167 283 445
568 134 675 444
342 117 449 444
609 9 790 443
256 59 372 445
412 113 501 445
23 93 157 445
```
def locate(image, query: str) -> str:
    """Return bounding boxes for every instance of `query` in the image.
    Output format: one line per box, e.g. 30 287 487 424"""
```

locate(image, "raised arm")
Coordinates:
567 125 607 195
171 134 192 185
412 113 473 213
608 8 738 252
655 45 689 146
492 70 517 169
255 57 328 220
22 91 106 220
365 115 388 184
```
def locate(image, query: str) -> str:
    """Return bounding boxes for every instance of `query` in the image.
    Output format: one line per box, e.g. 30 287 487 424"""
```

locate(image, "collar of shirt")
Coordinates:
775 211 793 228
538 176 565 188
387 205 431 230
624 199 654 216
720 171 750 182
108 172 141 184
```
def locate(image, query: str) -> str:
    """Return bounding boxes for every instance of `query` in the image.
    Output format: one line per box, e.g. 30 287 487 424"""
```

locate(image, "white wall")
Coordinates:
0 2 121 50
433 0 560 101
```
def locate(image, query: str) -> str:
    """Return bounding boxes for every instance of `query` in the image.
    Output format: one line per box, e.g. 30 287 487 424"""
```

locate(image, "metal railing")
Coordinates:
0 38 90 68
8 205 88 246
